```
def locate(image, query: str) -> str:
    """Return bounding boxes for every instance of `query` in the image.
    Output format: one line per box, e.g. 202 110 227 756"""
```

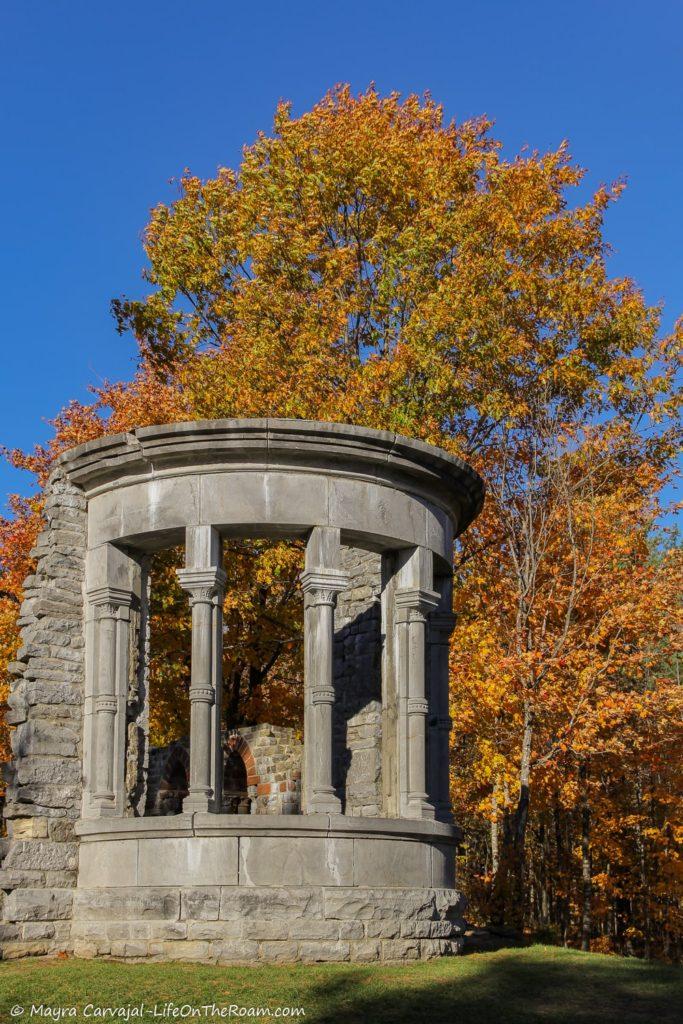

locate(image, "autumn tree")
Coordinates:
1 86 680 952
451 417 681 939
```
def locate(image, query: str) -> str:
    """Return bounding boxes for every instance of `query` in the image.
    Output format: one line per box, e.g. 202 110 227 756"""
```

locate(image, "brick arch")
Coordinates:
226 734 259 789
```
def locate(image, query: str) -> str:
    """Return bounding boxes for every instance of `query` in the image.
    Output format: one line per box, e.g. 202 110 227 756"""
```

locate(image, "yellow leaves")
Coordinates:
104 84 682 440
451 416 681 833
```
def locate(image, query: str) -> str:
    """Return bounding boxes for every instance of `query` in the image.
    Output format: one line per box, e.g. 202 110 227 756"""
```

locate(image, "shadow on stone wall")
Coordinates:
333 601 383 817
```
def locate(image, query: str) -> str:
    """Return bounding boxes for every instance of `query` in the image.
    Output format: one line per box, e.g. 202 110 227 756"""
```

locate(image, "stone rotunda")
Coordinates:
1 419 483 962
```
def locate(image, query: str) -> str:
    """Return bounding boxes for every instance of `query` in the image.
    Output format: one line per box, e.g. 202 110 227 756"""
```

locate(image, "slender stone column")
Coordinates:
301 527 348 814
125 555 152 817
428 577 456 822
88 586 133 815
394 547 439 820
177 526 225 814
210 579 225 813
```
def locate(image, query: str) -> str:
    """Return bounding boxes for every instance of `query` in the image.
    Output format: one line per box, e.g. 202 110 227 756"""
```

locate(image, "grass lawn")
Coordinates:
0 945 680 1024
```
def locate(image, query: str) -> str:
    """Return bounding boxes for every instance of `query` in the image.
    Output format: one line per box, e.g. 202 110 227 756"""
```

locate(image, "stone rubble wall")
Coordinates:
145 725 303 816
333 547 383 816
65 885 466 963
145 740 190 816
0 467 87 958
238 724 302 814
125 557 150 817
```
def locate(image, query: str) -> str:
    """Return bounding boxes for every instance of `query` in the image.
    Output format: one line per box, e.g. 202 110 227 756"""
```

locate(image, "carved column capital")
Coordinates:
311 687 336 705
395 587 440 622
88 586 134 621
300 569 349 607
176 567 227 606
95 695 118 715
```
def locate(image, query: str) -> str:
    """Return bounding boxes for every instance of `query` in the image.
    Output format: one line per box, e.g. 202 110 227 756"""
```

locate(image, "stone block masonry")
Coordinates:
66 885 466 963
239 724 302 814
1 466 87 957
334 547 383 817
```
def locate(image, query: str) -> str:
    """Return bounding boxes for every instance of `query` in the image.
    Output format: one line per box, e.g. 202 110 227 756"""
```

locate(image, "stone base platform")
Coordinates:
70 885 466 962
1 816 466 961
0 885 466 962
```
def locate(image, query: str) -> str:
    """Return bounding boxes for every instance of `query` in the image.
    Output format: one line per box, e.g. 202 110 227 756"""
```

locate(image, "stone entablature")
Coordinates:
0 418 483 962
57 419 482 549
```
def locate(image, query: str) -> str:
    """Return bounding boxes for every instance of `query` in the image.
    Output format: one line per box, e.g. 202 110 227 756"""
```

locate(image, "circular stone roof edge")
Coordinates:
55 418 485 534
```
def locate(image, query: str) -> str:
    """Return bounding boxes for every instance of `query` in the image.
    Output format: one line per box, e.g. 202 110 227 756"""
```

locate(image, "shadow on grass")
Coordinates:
304 947 682 1024
1 946 679 1024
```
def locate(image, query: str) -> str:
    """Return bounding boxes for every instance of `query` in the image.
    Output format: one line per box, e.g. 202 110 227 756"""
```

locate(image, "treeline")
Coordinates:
458 749 681 960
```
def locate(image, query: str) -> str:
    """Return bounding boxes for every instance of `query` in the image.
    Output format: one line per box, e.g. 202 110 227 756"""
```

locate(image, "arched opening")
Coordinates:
222 732 252 814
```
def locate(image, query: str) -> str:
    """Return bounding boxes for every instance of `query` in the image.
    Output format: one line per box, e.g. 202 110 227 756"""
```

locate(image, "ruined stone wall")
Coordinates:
145 741 190 816
333 547 383 816
145 725 303 816
0 417 471 965
239 724 302 815
0 467 87 958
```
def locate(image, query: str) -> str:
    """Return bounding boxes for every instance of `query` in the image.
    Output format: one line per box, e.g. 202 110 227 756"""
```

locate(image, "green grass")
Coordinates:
0 946 680 1024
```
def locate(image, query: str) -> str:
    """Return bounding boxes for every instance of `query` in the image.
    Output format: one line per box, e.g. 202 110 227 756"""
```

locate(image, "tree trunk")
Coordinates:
539 819 549 926
579 760 592 952
491 779 500 874
554 802 569 945
634 770 652 959
489 700 533 929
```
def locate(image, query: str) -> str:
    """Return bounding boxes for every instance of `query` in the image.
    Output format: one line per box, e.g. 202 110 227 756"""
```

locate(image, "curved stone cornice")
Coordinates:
75 812 461 845
56 418 484 534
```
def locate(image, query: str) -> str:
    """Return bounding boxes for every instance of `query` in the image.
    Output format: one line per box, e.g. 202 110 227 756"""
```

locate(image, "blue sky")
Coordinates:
1 0 681 510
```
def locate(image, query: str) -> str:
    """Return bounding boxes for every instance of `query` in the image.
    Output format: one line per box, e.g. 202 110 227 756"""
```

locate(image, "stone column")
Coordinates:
209 575 225 813
177 526 225 814
394 546 439 820
301 527 348 814
84 543 143 820
125 555 151 817
428 576 456 823
88 586 134 816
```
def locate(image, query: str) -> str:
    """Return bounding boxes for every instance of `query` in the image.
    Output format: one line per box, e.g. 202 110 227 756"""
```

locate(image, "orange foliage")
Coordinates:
1 86 680 956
